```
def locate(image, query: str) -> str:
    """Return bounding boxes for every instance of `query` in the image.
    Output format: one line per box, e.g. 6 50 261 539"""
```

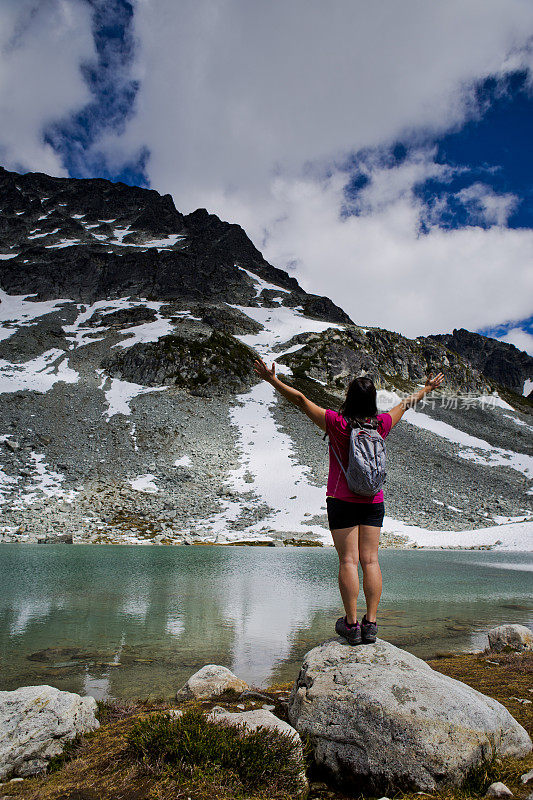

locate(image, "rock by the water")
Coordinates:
288 638 532 793
175 664 248 700
485 782 513 797
207 706 308 797
488 624 533 652
0 685 99 779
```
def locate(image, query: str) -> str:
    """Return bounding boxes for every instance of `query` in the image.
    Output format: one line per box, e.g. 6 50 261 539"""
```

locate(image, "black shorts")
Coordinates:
326 497 385 530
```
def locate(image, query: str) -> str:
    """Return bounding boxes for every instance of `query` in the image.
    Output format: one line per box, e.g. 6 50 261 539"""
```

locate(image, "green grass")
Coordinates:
46 735 85 774
126 705 307 799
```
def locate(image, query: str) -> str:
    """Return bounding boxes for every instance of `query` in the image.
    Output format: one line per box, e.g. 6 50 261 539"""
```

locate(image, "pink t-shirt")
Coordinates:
325 410 393 504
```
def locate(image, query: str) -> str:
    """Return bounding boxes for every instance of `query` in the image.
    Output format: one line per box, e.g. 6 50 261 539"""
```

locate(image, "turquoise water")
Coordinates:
0 545 531 701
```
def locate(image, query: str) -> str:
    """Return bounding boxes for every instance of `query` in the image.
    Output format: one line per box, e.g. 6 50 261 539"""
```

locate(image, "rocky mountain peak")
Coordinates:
429 328 533 399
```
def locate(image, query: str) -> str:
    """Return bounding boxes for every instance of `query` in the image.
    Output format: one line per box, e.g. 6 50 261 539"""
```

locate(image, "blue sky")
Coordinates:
0 0 532 350
43 0 149 186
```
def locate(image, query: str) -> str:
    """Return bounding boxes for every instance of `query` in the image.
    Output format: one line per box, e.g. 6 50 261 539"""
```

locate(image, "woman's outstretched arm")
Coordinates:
388 372 445 429
253 359 327 431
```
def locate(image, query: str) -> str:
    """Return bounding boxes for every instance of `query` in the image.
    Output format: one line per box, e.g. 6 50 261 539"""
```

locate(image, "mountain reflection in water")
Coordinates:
1 544 531 701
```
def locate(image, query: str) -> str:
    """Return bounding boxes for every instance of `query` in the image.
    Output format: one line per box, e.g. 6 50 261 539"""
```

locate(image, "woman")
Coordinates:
253 358 444 645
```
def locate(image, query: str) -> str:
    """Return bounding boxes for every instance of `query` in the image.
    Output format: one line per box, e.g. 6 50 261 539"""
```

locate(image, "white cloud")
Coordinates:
2 0 533 340
189 150 533 338
455 182 519 227
97 0 533 337
0 0 95 174
110 0 533 206
496 327 533 356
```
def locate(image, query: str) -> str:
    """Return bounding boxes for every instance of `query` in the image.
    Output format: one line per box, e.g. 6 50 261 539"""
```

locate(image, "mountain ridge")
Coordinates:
0 164 530 406
429 328 532 399
0 165 531 547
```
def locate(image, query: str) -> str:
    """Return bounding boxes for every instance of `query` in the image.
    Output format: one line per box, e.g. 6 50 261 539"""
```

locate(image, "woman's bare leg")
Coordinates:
358 524 382 622
331 525 359 625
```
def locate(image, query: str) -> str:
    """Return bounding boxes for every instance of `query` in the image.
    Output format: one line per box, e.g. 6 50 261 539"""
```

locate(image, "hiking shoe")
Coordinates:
335 616 362 645
361 613 378 643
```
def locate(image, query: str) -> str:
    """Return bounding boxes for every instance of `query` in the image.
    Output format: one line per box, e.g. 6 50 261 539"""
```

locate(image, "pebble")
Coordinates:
485 782 513 798
521 769 533 785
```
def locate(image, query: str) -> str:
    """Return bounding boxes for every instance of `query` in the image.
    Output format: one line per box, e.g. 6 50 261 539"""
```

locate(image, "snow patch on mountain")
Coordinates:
195 279 346 540
403 407 533 478
129 474 159 493
238 267 291 297
382 515 532 550
0 350 78 394
97 371 168 420
380 389 533 477
63 297 168 349
113 310 201 350
0 290 71 342
228 303 342 364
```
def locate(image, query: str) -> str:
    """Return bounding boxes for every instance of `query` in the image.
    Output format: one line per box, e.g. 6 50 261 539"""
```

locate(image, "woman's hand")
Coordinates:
425 372 445 392
254 358 276 383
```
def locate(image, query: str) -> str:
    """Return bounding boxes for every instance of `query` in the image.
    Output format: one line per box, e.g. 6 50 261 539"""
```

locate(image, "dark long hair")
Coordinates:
339 375 379 429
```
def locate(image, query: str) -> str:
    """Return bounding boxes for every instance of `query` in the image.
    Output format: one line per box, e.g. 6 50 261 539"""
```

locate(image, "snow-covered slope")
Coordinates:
0 166 531 549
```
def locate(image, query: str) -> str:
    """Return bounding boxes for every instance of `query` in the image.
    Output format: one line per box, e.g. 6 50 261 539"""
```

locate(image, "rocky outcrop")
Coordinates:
192 303 263 336
0 167 184 235
279 326 494 395
176 665 249 700
429 328 533 397
86 305 158 327
102 329 256 395
487 624 533 653
287 638 532 793
0 685 99 779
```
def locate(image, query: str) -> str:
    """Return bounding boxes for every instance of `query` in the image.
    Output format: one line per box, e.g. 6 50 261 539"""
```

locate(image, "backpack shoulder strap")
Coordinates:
330 440 348 478
325 430 351 479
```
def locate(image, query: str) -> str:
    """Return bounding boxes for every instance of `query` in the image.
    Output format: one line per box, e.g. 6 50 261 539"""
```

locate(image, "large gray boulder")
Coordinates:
176 664 249 700
488 624 533 653
0 685 99 779
288 638 532 793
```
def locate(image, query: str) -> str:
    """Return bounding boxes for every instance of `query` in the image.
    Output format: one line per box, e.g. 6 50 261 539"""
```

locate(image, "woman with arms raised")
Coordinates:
253 359 444 645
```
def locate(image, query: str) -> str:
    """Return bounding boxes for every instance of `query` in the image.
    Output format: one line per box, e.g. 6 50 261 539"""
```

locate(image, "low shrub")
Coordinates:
127 706 306 798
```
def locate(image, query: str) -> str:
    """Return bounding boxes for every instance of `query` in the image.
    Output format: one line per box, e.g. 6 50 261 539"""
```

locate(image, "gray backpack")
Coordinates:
328 417 387 497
